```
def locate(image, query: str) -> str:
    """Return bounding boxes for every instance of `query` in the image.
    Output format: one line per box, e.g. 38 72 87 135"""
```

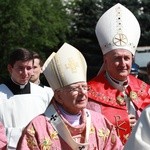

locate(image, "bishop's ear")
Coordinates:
54 90 63 105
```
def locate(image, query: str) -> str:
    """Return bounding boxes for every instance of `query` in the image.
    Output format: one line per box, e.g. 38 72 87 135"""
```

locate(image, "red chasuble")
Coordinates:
87 72 150 144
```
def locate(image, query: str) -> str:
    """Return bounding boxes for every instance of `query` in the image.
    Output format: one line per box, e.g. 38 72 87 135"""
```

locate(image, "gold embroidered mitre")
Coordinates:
43 43 87 91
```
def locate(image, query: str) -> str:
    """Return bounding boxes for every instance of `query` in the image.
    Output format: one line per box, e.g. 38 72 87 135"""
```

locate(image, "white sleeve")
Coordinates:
124 105 150 150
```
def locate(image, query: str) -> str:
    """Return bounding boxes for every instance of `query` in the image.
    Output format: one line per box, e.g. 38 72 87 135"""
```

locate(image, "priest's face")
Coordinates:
104 49 133 81
8 60 33 85
55 82 88 115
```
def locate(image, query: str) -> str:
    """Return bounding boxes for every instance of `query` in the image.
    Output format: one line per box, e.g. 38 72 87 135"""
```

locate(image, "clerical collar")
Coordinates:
57 103 81 126
5 78 30 94
106 72 128 91
11 77 27 89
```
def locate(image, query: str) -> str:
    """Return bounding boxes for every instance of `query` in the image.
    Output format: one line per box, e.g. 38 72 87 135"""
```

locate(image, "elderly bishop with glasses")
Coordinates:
17 43 123 150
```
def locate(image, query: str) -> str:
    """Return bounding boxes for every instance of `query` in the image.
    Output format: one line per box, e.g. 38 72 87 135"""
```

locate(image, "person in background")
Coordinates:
87 3 150 145
30 51 44 86
124 105 150 150
17 43 123 150
30 51 52 94
130 62 139 78
0 48 53 149
0 122 7 150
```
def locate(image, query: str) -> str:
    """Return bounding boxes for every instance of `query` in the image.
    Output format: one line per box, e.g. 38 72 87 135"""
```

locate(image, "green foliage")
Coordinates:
0 0 70 81
66 0 104 80
138 0 150 46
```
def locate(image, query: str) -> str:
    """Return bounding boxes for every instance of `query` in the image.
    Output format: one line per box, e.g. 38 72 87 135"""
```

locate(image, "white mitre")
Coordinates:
95 3 141 55
43 43 87 91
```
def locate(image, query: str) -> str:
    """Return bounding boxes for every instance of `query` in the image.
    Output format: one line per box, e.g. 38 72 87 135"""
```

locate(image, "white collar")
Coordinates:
11 78 27 89
106 72 128 91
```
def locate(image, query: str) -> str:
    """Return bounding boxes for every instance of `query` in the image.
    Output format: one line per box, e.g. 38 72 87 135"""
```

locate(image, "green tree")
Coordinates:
0 0 70 81
138 0 150 46
66 0 104 80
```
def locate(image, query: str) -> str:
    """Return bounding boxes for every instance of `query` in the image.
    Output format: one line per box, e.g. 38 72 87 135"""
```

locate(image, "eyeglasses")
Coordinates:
61 85 89 95
69 85 89 92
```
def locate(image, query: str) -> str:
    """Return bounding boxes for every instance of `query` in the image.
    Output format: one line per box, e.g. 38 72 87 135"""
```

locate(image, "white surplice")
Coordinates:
0 82 54 150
